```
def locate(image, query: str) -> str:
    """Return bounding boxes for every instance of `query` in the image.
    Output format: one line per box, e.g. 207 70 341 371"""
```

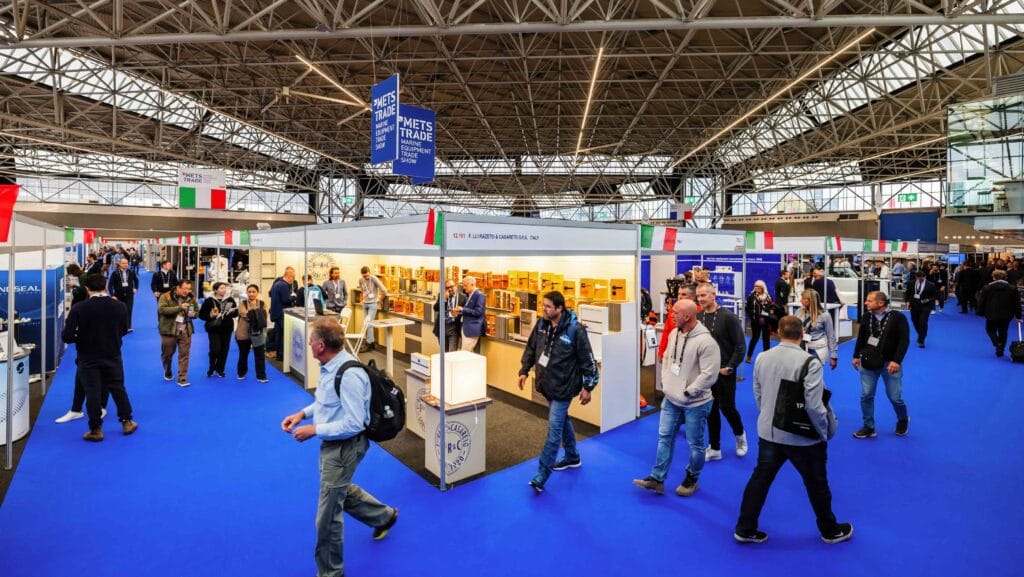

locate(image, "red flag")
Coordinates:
424 208 436 245
763 231 774 250
83 229 96 244
663 227 677 251
0 184 19 243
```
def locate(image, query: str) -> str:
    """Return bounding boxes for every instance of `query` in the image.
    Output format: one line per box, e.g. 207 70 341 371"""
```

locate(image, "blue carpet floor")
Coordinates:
1 281 1020 577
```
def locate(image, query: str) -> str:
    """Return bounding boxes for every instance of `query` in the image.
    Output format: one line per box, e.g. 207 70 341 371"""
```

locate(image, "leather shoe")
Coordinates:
122 420 138 435
83 429 104 442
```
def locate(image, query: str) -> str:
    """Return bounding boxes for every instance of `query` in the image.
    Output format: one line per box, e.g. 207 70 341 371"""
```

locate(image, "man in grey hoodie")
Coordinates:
734 315 852 545
633 299 720 497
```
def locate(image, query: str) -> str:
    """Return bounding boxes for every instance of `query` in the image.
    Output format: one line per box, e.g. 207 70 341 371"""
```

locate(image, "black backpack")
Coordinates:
334 358 405 442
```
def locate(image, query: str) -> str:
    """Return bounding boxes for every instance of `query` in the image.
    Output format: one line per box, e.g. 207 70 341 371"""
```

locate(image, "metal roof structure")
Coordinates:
1 1 1023 225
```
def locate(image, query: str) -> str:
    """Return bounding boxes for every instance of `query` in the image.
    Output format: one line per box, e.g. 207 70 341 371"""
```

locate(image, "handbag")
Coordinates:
772 356 831 439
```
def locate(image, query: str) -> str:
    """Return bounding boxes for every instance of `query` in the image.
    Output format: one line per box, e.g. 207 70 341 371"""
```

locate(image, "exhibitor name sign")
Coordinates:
445 221 637 253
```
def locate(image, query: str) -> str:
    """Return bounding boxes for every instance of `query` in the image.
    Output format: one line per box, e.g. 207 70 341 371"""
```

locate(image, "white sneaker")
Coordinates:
736 432 749 457
101 408 107 419
55 410 84 424
178 381 191 387
705 447 722 461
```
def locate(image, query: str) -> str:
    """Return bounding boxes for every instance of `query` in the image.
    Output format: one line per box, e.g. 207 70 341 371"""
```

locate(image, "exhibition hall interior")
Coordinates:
1 3 1023 576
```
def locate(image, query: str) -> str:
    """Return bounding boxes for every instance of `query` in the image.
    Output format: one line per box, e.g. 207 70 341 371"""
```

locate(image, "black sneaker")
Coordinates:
216 372 226 378
632 476 665 495
734 529 768 544
895 419 909 436
675 473 699 497
206 370 214 378
373 508 398 540
852 426 876 439
552 458 582 471
528 480 544 494
163 370 173 381
822 523 854 544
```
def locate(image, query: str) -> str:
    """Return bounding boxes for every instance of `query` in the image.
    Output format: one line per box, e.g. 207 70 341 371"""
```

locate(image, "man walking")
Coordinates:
357 266 387 353
433 280 465 352
977 269 1023 358
852 291 910 439
734 315 851 545
150 260 178 300
907 270 938 348
633 299 719 497
956 260 981 313
107 257 139 332
61 273 137 442
159 280 198 387
268 267 297 357
457 275 486 352
518 291 599 493
281 318 398 577
695 282 748 461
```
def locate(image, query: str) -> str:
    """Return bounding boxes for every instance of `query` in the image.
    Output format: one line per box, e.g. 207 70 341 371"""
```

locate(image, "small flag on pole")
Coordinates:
744 231 774 250
0 184 19 243
224 230 250 245
894 239 909 253
640 224 654 249
424 209 443 246
663 227 678 251
826 237 842 252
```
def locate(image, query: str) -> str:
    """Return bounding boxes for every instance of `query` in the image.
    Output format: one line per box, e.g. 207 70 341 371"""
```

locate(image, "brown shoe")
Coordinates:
83 429 104 442
122 420 138 435
265 351 277 359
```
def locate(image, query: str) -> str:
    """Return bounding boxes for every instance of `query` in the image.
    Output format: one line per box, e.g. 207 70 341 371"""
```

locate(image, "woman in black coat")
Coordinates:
198 282 238 378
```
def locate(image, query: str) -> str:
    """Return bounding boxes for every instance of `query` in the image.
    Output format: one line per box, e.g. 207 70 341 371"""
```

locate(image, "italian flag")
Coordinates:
423 208 444 246
864 240 891 252
678 203 693 221
64 228 97 244
745 230 774 250
224 230 250 245
826 236 842 251
640 225 678 251
179 234 195 245
179 186 226 209
893 239 910 253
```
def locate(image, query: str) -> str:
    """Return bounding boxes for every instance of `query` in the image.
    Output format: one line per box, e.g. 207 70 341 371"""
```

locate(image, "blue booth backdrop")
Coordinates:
0 266 66 374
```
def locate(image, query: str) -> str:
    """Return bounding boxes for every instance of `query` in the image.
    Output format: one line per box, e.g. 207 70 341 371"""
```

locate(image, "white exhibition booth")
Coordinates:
2 215 67 469
249 214 641 489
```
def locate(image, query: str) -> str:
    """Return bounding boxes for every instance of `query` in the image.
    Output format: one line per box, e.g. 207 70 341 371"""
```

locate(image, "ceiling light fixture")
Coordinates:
860 135 947 162
575 45 605 157
668 27 876 171
296 54 369 109
286 88 365 108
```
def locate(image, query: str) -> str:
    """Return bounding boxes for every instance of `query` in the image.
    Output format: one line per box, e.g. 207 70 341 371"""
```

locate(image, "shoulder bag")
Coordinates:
772 355 831 439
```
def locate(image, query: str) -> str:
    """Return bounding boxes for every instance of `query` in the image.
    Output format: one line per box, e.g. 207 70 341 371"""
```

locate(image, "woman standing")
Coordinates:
236 284 269 382
745 280 776 363
199 282 237 378
795 289 838 369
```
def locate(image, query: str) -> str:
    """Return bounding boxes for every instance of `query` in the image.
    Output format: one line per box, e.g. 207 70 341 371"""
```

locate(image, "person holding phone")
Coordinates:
159 280 198 387
199 282 238 378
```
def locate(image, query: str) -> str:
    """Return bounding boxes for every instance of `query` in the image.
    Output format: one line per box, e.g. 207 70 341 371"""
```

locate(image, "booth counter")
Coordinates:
0 348 31 445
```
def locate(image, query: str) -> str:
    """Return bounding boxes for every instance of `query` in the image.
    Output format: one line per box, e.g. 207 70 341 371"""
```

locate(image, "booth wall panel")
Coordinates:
880 210 938 243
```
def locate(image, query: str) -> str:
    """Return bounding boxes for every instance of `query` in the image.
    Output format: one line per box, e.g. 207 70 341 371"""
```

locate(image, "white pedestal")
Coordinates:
0 351 31 445
404 369 429 439
282 309 327 389
421 396 491 484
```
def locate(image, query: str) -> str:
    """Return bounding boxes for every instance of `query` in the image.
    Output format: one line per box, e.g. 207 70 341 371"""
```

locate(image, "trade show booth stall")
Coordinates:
250 214 641 489
2 215 67 468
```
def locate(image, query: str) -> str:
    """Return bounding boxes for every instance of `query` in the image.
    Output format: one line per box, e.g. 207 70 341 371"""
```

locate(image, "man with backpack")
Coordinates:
281 318 398 577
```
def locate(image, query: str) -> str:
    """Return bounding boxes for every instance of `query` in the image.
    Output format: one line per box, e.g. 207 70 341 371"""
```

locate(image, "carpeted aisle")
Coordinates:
0 289 1020 577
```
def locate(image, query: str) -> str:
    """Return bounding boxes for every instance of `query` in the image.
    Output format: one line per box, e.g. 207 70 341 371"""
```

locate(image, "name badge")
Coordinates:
538 353 550 367
802 333 812 343
670 363 681 376
175 314 184 324
122 279 129 287
163 283 169 289
867 336 880 347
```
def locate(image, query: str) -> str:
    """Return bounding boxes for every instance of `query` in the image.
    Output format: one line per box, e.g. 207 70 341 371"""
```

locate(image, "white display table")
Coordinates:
368 318 415 375
0 349 31 445
421 395 492 484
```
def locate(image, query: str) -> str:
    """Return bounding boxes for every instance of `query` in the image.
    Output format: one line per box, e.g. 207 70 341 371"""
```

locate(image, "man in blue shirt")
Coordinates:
281 318 397 577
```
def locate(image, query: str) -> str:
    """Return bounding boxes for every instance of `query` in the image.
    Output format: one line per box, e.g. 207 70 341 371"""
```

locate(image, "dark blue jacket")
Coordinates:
519 310 599 401
459 289 487 338
269 278 295 320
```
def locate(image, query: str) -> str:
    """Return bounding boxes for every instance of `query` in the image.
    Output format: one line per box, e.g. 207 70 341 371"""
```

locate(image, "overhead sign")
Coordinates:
445 220 637 253
178 167 226 209
897 193 919 202
394 104 435 183
371 74 400 164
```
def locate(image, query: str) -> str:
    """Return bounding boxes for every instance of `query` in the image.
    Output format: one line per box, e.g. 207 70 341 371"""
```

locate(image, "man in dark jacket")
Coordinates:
150 260 178 300
107 257 139 332
977 270 1023 357
907 270 938 347
852 291 910 439
956 261 982 313
774 269 792 306
61 273 137 441
518 291 599 493
267 267 297 357
432 280 466 352
811 268 842 305
927 264 948 312
84 253 103 277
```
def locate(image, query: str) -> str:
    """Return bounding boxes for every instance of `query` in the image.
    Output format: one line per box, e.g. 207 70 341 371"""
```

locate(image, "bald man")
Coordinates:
633 299 721 497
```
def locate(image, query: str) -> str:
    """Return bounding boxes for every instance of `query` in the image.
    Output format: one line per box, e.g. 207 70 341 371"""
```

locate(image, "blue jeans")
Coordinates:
363 302 378 345
533 399 578 486
859 366 908 429
650 399 713 482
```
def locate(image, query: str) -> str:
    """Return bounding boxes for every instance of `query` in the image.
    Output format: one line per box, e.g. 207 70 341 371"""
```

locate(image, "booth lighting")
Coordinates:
431 351 487 405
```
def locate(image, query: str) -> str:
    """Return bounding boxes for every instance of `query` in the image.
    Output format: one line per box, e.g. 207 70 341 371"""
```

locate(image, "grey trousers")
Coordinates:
315 435 393 577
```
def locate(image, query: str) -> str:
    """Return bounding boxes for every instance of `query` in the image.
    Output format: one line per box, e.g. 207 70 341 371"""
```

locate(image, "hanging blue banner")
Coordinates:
394 104 435 183
370 74 400 165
